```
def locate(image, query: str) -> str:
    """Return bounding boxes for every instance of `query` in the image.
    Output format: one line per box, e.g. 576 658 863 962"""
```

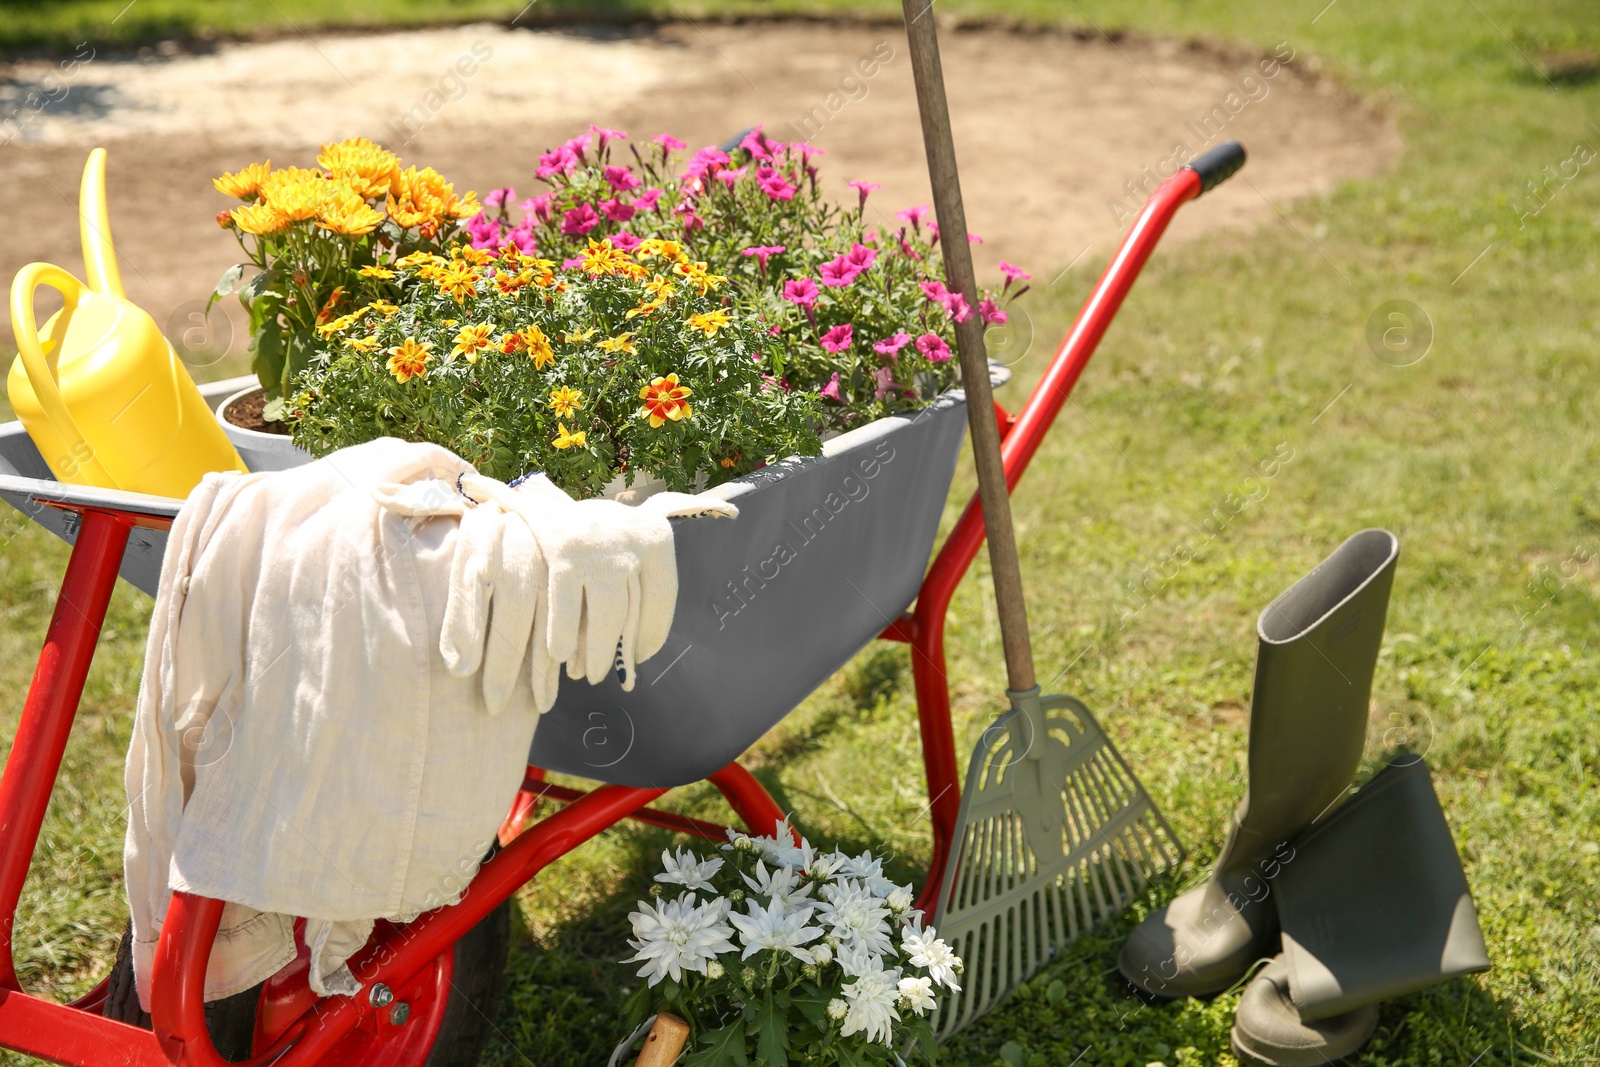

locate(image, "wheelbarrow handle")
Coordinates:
1185 140 1248 195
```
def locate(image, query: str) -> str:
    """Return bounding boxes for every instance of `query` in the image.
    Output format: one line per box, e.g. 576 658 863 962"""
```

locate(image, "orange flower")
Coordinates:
638 373 693 427
317 137 399 200
259 166 330 222
213 160 271 199
316 187 384 236
386 338 432 383
230 202 289 235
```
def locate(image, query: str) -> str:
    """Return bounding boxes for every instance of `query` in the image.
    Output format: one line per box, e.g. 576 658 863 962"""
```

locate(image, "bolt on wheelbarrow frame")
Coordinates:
0 146 1244 1067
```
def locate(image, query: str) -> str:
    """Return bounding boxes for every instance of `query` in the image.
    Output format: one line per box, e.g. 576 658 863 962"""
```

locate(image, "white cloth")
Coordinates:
124 439 735 1007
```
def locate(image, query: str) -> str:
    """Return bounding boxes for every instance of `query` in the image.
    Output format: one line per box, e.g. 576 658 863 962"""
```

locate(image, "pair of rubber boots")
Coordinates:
1118 529 1401 1061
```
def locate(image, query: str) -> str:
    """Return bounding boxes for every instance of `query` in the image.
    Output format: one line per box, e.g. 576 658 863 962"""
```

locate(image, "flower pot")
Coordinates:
216 386 314 473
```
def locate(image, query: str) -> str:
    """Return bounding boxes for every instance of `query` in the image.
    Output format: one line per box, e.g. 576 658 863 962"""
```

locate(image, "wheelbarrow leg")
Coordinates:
0 508 131 990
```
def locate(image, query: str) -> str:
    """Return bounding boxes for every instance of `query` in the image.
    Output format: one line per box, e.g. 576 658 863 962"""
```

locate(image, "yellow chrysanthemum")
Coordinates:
596 333 637 356
259 166 331 222
552 423 586 450
213 160 271 200
687 309 732 337
547 385 583 419
317 188 384 236
386 165 480 234
452 323 494 363
317 136 399 200
231 202 290 235
637 374 693 427
358 264 396 279
386 338 431 383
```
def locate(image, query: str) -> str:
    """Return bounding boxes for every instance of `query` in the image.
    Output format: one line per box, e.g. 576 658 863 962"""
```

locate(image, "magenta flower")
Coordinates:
873 366 896 400
898 204 931 228
820 372 844 403
756 166 796 201
783 278 820 309
603 164 642 192
820 323 855 353
819 255 861 288
653 132 687 152
946 293 971 323
739 127 774 159
562 256 584 269
920 280 949 303
979 298 1007 325
716 166 748 189
465 211 503 250
873 331 912 358
998 261 1032 290
561 134 590 162
684 146 731 184
536 146 576 179
611 230 641 251
740 244 786 272
680 211 705 233
899 233 924 260
482 187 515 210
864 228 879 243
846 180 883 209
590 124 627 150
561 203 600 236
507 222 538 256
600 198 636 223
519 193 554 223
916 332 953 362
634 188 665 212
790 142 826 164
845 243 878 273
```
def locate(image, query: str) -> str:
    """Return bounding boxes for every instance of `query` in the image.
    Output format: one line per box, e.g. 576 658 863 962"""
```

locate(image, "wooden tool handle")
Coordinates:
633 1013 690 1067
901 2 1036 692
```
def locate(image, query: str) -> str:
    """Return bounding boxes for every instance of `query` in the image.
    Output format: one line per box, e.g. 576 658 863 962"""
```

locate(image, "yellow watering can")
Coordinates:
7 148 247 498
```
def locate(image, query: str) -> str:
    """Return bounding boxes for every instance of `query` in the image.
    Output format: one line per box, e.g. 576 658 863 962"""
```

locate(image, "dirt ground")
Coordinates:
0 19 1397 352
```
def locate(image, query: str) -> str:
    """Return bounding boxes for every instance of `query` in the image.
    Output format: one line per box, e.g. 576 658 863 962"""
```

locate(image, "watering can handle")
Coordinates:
10 262 118 487
80 148 125 298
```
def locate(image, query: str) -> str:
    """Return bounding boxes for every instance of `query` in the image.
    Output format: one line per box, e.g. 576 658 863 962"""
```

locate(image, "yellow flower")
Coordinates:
687 309 732 337
387 165 480 235
316 187 384 236
562 327 598 345
316 312 358 337
231 202 289 235
636 239 685 262
495 269 533 294
452 323 494 363
553 423 586 450
358 265 396 279
637 374 693 427
548 385 584 419
579 238 645 279
434 262 479 303
213 160 271 200
396 251 441 269
525 324 554 368
626 296 667 320
596 333 637 356
345 335 379 352
386 338 432 383
673 260 726 296
259 166 331 222
369 300 400 318
317 137 399 200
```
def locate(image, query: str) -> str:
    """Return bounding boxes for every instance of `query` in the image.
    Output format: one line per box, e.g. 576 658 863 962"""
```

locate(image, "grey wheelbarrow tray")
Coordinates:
0 372 990 789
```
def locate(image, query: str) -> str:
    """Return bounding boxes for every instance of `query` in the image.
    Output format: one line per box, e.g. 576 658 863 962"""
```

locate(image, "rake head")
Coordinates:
930 693 1183 1037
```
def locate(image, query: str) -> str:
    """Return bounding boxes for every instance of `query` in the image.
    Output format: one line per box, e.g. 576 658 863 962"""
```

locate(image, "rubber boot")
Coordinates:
1117 529 1400 999
1230 954 1379 1066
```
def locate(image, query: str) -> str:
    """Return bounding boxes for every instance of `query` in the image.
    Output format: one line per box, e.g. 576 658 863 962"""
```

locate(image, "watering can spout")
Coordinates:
6 149 248 498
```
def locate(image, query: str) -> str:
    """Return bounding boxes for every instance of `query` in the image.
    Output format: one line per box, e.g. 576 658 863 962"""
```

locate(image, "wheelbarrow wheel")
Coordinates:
103 900 512 1066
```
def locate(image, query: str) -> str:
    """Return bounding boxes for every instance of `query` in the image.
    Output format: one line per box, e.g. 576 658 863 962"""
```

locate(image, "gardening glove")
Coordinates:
370 477 547 715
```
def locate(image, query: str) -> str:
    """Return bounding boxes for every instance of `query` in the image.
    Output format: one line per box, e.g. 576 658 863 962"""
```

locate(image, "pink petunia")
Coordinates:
610 230 641 251
899 233 923 260
561 203 600 236
740 244 787 272
820 323 854 353
653 132 687 152
920 280 949 303
819 255 861 288
680 211 705 233
684 146 731 184
998 260 1032 289
756 166 796 202
536 146 577 179
561 134 590 162
916 332 953 362
864 228 880 243
600 198 636 223
562 256 584 269
845 243 878 272
519 193 554 223
898 204 931 228
873 331 912 358
783 278 819 308
716 166 748 189
590 124 627 150
603 164 642 192
507 221 539 256
979 298 1007 326
820 372 843 403
465 211 503 250
873 365 896 400
482 187 516 209
790 142 826 164
846 180 882 209
739 127 773 159
634 188 665 212
946 293 972 323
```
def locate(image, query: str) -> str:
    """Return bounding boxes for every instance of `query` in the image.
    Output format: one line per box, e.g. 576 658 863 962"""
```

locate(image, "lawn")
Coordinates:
2 0 1598 1064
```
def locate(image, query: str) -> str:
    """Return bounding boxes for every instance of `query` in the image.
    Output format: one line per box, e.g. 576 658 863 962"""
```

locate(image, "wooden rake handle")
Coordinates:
901 1 1036 693
632 1013 690 1066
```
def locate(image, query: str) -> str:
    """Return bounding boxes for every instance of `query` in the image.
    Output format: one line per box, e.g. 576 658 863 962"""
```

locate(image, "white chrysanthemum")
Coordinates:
897 974 937 1015
722 828 759 854
840 957 902 1046
811 940 834 966
885 885 914 915
706 959 726 980
624 895 737 986
826 997 848 1021
834 941 882 980
901 924 962 992
654 847 724 894
728 897 825 963
818 879 894 956
742 859 814 908
836 850 898 896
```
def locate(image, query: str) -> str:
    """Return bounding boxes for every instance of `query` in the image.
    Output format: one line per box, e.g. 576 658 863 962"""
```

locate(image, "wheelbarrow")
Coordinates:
0 145 1247 1066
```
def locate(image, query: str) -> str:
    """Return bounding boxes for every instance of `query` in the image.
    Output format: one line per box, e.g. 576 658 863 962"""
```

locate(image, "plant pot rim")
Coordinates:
218 384 290 440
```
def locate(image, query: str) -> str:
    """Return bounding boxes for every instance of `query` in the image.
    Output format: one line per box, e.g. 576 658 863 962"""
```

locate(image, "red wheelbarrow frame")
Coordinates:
0 158 1237 1067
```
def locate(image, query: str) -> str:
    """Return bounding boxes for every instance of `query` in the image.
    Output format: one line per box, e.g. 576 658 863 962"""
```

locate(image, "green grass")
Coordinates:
3 0 1600 1064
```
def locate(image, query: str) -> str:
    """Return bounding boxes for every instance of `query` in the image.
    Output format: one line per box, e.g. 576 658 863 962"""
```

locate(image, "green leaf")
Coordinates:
213 262 246 299
620 983 652 1031
683 1020 747 1067
242 267 276 301
252 317 285 395
755 989 789 1066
